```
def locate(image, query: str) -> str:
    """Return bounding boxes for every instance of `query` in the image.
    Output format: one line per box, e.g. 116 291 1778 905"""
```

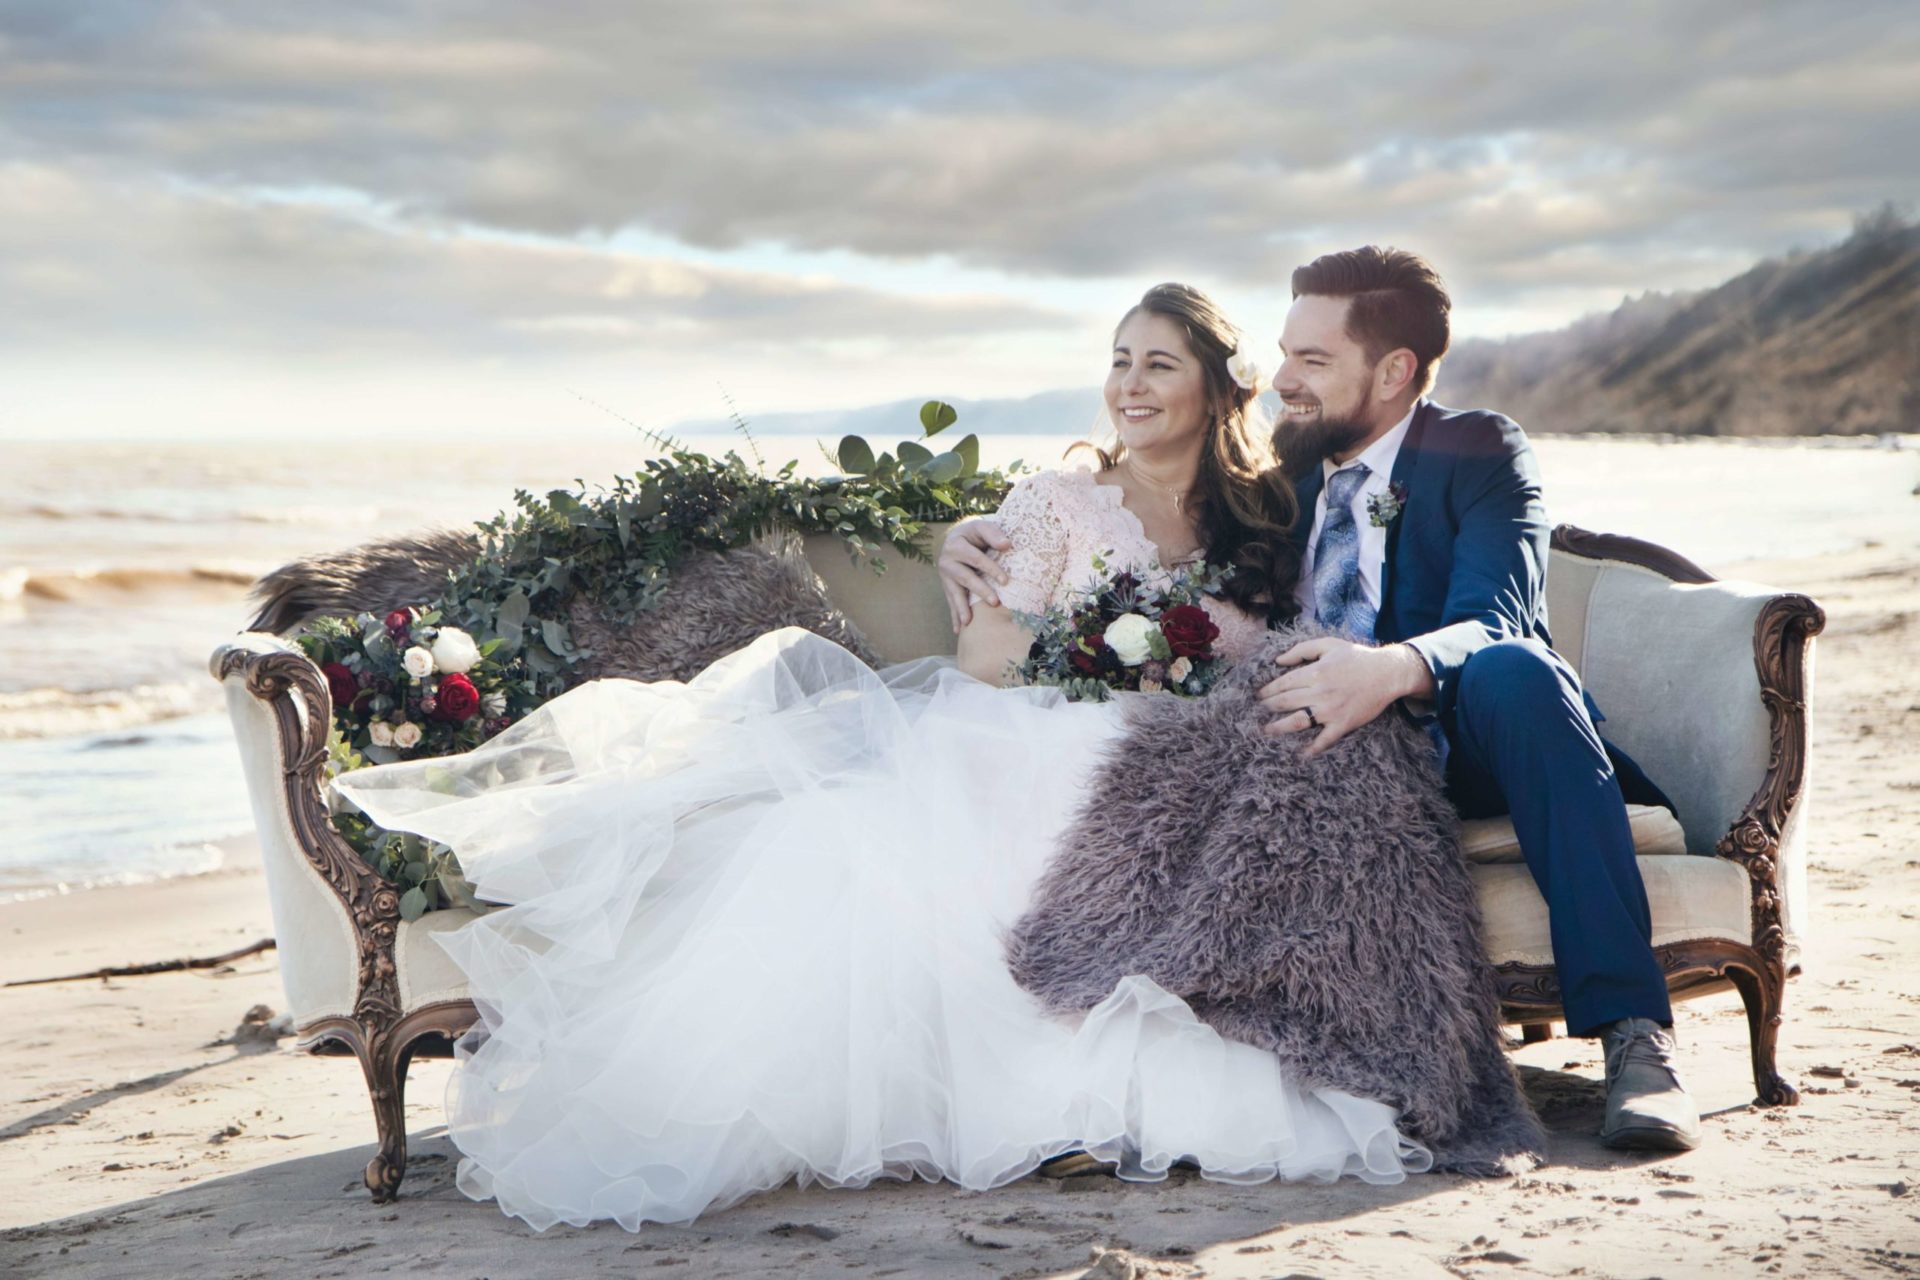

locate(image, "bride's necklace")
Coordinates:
1127 460 1195 514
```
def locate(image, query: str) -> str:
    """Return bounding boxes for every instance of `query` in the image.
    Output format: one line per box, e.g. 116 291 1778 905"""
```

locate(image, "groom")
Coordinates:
937 246 1700 1152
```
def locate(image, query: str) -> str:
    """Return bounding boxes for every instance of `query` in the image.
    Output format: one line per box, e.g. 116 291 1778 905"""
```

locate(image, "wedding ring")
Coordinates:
1303 706 1320 729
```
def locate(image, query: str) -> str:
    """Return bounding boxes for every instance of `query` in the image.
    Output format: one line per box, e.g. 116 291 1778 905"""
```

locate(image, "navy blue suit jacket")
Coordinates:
1290 399 1673 810
1289 399 1550 721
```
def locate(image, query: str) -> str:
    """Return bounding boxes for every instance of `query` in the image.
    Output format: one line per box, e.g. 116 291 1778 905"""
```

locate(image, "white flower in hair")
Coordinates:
1225 347 1264 392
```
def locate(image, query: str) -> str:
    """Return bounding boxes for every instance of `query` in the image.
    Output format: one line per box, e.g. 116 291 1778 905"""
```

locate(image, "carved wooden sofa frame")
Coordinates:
1492 528 1821 1108
212 522 1820 1202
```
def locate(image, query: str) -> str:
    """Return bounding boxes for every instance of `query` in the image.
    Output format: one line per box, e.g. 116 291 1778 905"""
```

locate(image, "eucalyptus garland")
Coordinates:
433 402 1014 701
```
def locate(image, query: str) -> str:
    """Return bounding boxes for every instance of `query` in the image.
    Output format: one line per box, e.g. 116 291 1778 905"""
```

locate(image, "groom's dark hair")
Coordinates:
1291 247 1451 396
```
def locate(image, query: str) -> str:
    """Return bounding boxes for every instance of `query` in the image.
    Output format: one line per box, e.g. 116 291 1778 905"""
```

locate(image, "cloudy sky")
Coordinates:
2 0 1915 440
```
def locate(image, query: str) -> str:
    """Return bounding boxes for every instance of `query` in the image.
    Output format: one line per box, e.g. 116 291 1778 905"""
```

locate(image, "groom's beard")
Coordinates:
1272 412 1372 480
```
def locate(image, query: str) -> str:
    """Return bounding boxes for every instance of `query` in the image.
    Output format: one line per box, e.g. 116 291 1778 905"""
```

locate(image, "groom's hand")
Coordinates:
938 518 1013 632
1259 639 1435 757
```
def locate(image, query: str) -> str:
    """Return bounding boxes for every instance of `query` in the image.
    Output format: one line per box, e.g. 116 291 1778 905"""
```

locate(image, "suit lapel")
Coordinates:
1290 465 1324 549
1377 400 1433 636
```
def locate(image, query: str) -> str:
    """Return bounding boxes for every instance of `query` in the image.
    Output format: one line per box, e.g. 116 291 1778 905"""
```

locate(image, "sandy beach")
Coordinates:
2 537 1916 1280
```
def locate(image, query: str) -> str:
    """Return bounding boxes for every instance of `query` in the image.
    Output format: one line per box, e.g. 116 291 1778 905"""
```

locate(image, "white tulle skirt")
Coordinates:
337 628 1430 1230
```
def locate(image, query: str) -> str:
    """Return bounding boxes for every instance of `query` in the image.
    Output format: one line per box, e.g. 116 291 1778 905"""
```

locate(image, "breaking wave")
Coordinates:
0 563 259 605
0 682 221 740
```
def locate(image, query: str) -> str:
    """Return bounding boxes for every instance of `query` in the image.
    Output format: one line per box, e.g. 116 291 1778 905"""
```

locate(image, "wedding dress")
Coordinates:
337 467 1431 1231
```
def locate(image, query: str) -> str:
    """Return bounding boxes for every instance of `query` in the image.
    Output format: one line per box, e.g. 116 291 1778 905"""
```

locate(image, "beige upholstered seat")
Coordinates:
1460 804 1686 865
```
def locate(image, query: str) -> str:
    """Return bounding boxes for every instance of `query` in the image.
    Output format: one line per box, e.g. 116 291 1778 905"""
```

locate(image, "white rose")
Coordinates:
481 691 507 718
1169 656 1193 682
1225 348 1264 392
430 627 481 675
402 646 435 679
368 720 395 747
392 721 423 749
1102 613 1157 666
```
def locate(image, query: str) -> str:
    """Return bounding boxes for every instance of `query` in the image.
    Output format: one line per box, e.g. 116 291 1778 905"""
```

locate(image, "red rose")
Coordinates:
433 672 481 722
320 662 359 712
384 608 412 634
1159 605 1219 658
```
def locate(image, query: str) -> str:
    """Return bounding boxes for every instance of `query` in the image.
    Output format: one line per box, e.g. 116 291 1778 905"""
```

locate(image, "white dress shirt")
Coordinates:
1293 402 1419 627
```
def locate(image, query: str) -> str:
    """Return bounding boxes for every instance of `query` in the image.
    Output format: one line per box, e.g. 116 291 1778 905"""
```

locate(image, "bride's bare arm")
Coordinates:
956 604 1034 687
938 518 1013 632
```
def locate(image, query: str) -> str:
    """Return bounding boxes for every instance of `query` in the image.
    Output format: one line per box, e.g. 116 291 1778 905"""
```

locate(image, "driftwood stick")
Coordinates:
5 938 277 988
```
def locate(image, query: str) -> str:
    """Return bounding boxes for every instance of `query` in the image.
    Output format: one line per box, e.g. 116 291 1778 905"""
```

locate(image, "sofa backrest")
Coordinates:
802 528 959 665
803 528 1786 854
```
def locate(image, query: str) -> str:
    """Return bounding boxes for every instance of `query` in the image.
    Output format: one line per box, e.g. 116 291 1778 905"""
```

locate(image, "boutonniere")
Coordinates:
1367 481 1408 529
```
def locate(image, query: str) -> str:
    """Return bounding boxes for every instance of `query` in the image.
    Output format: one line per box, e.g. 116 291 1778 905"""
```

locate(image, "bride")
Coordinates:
337 283 1435 1233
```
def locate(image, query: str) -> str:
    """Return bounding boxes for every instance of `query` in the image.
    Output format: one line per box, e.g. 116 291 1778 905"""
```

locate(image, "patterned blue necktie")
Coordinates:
1312 463 1376 640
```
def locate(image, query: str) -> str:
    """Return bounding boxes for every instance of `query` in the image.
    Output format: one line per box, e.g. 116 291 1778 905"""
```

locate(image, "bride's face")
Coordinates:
1105 312 1211 456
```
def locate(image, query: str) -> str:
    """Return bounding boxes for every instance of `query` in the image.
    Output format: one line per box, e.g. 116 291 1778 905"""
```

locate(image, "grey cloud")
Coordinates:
1 0 1915 314
0 163 1077 355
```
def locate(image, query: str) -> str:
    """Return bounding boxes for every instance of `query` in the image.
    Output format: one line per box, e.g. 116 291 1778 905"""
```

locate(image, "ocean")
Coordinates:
3 430 1916 898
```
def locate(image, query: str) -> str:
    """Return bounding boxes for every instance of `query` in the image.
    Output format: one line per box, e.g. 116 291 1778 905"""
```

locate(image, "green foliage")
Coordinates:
434 402 1017 701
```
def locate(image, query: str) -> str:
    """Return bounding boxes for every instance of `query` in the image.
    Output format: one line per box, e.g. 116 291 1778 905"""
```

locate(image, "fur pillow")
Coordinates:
246 530 879 679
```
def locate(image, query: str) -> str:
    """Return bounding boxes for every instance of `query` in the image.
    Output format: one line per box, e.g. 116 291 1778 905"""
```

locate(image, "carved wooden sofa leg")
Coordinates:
315 1004 478 1202
1725 959 1798 1107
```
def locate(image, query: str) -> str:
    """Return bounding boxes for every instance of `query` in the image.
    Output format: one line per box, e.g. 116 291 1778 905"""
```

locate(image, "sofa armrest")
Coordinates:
1549 527 1824 970
211 633 407 1029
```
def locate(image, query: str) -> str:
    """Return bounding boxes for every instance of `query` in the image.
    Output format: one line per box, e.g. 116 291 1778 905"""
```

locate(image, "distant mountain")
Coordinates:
1434 207 1920 436
670 388 1103 440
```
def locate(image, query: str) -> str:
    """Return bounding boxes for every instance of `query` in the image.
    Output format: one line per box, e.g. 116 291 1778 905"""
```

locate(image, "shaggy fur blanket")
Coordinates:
1007 622 1547 1176
246 529 879 679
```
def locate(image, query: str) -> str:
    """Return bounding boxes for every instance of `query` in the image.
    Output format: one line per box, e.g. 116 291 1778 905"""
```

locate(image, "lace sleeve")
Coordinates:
983 471 1077 616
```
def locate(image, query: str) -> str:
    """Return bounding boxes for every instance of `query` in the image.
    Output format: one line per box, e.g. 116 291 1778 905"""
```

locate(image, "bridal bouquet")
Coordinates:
1010 555 1231 702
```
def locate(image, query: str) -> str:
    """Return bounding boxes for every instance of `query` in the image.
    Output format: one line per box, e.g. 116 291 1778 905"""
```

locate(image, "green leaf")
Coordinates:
837 435 876 475
919 400 958 436
398 887 429 921
897 440 933 470
541 618 576 657
923 451 964 483
952 433 980 476
495 588 530 654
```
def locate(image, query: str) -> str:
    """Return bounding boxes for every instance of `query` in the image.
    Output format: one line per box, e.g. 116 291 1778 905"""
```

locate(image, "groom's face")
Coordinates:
1270 295 1383 475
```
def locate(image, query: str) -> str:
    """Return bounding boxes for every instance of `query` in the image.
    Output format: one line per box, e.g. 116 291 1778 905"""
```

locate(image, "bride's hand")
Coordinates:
939 518 1013 632
1258 638 1434 757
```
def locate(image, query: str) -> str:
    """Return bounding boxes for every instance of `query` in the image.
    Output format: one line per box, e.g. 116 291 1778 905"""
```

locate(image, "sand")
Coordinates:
2 541 1916 1280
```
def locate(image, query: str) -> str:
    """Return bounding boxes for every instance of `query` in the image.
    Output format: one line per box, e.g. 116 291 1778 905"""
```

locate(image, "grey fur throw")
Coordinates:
246 530 878 680
1007 621 1547 1176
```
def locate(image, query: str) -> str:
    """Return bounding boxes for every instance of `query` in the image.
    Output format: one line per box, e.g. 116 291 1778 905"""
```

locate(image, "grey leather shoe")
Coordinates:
1600 1017 1701 1151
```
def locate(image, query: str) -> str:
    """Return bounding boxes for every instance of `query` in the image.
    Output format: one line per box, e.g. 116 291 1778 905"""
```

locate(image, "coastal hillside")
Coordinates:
1434 208 1920 436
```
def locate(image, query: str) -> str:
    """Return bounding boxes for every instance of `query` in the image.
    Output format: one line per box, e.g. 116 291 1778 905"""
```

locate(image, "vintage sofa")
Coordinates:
211 523 1822 1201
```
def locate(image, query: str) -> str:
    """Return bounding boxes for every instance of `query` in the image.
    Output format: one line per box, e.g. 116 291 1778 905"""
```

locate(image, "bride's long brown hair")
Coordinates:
1080 283 1303 622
